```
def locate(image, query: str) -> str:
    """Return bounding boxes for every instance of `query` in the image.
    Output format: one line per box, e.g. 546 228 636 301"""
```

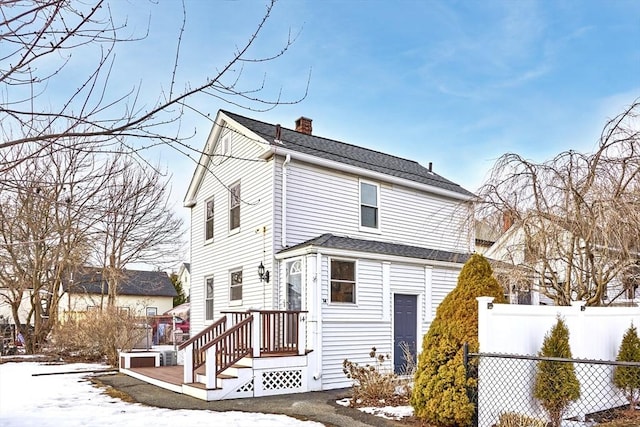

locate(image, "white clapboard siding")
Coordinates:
321 321 394 390
284 160 472 252
430 267 461 318
189 128 275 334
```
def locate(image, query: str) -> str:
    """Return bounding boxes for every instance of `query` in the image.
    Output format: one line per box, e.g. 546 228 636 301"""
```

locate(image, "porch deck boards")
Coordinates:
130 365 183 386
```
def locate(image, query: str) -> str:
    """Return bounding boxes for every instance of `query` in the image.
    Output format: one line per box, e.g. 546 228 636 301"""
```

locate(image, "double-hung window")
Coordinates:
360 180 379 230
205 277 214 320
330 259 356 303
230 269 243 301
205 199 214 241
229 182 241 231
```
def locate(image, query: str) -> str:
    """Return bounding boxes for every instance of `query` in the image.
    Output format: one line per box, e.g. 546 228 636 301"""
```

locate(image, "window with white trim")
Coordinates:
205 277 214 320
360 181 379 230
205 198 214 241
229 182 240 231
330 259 356 303
230 269 242 301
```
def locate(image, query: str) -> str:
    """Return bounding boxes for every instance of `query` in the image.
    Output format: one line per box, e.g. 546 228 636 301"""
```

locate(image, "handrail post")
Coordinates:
183 342 194 383
204 346 218 389
297 312 306 355
252 311 261 358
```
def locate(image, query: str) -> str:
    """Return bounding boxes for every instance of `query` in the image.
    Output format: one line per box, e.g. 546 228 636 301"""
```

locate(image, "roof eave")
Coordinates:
276 243 468 268
262 145 475 202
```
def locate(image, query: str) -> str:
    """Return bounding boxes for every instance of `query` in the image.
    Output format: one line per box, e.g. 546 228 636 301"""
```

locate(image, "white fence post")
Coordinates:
476 296 495 352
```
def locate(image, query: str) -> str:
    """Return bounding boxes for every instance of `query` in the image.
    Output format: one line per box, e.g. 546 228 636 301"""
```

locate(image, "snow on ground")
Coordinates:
335 397 413 421
0 361 323 427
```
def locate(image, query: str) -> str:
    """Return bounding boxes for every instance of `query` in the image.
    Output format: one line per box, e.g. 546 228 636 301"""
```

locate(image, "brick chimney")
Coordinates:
503 210 514 232
295 117 312 135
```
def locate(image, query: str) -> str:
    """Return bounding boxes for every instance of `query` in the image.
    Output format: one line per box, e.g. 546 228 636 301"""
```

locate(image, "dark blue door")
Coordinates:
393 294 417 374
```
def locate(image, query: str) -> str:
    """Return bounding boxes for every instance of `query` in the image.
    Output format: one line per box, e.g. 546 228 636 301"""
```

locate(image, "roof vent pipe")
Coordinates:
428 162 433 172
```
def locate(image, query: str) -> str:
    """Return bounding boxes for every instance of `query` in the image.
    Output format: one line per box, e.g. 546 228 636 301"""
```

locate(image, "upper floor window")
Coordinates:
360 181 379 230
229 182 240 231
205 277 214 320
230 269 243 301
330 259 356 303
205 199 214 241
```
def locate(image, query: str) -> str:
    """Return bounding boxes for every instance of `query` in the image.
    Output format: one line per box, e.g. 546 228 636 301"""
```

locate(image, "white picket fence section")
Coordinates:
475 297 640 427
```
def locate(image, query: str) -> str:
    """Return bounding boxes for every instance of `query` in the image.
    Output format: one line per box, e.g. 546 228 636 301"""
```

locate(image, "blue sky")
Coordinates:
109 0 639 206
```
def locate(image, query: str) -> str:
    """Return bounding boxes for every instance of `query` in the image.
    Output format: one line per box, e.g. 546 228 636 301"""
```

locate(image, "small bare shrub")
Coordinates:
343 347 396 406
497 412 546 427
52 307 146 366
394 341 416 397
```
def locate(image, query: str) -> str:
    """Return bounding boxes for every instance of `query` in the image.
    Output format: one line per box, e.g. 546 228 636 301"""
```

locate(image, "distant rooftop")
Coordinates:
62 267 176 297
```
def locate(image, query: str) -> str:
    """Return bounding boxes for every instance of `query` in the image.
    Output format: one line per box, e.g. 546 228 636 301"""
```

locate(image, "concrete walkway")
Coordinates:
96 373 405 427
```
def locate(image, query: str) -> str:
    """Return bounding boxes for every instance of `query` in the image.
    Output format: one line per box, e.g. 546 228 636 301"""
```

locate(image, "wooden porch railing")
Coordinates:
180 310 307 386
178 315 226 379
257 310 303 355
201 316 253 376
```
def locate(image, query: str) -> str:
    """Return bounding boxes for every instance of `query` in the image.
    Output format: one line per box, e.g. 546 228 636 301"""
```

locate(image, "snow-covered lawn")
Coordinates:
0 361 323 427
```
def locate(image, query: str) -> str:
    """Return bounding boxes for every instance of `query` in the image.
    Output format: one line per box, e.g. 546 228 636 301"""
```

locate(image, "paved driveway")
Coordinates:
95 373 404 427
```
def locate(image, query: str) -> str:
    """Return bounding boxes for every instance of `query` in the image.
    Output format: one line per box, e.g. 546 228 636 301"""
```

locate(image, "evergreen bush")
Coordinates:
411 253 506 426
613 324 640 411
533 317 580 427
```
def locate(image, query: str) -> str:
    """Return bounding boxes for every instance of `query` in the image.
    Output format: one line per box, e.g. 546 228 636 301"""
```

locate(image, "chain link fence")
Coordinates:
465 351 640 427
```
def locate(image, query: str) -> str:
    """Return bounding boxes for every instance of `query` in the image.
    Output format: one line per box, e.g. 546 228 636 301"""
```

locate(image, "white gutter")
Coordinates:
281 154 291 248
261 146 474 202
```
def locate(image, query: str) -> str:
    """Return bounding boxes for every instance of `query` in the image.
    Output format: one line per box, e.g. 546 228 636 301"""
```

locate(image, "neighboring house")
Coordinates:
485 218 638 306
59 267 177 318
176 262 191 301
0 290 33 326
123 110 475 400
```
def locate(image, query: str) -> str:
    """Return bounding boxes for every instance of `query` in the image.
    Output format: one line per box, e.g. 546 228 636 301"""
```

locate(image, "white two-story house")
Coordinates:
122 110 475 401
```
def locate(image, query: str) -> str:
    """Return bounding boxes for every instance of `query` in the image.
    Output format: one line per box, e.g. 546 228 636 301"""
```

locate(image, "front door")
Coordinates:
393 294 417 374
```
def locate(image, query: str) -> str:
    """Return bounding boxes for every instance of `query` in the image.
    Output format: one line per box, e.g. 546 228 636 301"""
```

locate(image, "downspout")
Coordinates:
313 251 323 382
281 154 291 248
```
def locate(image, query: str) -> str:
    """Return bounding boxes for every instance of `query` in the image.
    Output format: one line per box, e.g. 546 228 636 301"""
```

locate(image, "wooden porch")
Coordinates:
120 310 313 401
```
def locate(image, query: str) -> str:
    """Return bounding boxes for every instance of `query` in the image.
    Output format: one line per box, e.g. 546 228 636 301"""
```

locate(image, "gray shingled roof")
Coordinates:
278 233 470 264
62 267 177 297
222 110 474 197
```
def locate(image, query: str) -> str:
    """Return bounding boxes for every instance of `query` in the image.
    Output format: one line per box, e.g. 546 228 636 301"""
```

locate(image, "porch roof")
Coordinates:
277 233 471 264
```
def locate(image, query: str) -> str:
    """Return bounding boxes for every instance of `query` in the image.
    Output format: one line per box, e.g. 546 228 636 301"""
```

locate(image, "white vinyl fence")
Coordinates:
475 297 640 427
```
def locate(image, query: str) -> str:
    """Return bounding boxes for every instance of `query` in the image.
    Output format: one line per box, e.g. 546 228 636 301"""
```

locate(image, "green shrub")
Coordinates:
411 253 506 426
533 317 580 427
496 412 546 427
613 324 640 411
343 347 396 405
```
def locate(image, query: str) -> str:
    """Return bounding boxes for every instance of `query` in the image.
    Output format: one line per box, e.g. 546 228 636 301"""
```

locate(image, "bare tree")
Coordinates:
90 155 184 307
0 0 307 164
478 100 640 306
0 141 109 351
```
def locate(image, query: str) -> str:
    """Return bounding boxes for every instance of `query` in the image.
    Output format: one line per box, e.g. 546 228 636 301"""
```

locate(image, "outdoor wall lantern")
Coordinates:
258 262 270 283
